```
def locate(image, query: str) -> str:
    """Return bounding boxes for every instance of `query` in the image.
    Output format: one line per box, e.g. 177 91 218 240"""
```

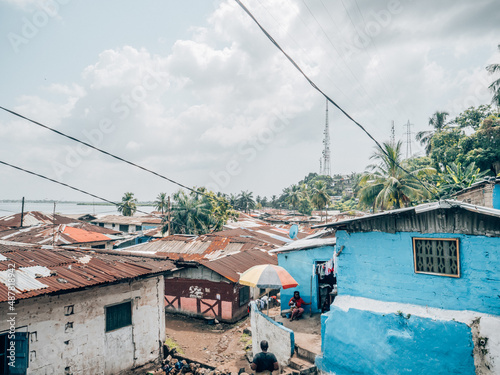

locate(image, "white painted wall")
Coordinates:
0 275 165 375
333 295 500 375
250 303 294 367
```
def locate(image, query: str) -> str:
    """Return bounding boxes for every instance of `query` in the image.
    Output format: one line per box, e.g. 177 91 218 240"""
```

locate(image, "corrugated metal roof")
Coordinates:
0 224 115 246
91 215 162 226
312 200 500 237
0 269 49 292
0 211 75 228
270 237 336 253
201 249 278 283
124 229 278 261
0 244 175 302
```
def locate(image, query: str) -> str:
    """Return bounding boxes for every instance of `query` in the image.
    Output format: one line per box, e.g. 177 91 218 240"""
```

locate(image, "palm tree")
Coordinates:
310 180 330 222
416 111 450 155
486 44 500 107
287 185 303 213
118 192 137 216
171 190 211 235
270 195 278 208
154 192 168 215
237 191 256 213
358 141 433 211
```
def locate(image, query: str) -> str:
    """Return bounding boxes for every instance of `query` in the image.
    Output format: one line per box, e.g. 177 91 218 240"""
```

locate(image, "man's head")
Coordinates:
294 291 300 298
260 340 269 351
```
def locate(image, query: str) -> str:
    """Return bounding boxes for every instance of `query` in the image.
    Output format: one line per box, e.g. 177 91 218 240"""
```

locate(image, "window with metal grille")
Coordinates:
119 224 129 232
239 286 250 306
105 301 132 332
413 238 460 277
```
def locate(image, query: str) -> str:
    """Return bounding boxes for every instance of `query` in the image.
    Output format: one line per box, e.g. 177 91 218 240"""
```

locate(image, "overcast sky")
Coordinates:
0 0 498 203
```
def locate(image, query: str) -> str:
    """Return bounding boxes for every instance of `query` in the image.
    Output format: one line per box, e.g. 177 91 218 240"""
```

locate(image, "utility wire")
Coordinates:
233 0 437 198
0 160 156 217
0 160 223 233
0 105 221 202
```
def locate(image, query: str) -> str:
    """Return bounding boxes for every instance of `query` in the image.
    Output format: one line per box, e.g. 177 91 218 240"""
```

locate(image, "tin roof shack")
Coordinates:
270 234 336 314
122 232 278 322
0 224 120 250
453 177 500 209
0 244 174 375
312 200 500 375
165 250 278 323
91 215 162 234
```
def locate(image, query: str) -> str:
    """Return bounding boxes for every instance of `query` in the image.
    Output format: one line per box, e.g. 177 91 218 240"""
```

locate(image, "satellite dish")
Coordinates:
289 224 298 240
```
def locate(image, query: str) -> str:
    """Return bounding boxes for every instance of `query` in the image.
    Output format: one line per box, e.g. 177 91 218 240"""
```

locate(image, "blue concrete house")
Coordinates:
271 236 336 314
312 200 500 375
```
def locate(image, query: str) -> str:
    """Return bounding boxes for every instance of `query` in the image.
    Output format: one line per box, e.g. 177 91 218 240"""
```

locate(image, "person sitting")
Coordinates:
251 340 279 374
288 291 311 321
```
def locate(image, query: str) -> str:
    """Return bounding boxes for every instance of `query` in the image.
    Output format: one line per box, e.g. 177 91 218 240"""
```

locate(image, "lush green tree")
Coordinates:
486 44 500 107
118 192 137 216
332 198 358 212
358 141 433 211
270 195 279 209
237 190 256 213
459 115 500 175
261 196 268 207
169 188 237 235
436 162 488 198
453 105 498 130
298 197 313 215
416 111 450 155
154 192 168 215
310 180 330 219
428 128 466 171
287 184 303 212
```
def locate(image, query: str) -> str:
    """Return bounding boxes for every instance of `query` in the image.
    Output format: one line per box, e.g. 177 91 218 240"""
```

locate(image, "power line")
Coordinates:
0 160 223 233
0 105 220 202
300 0 386 117
233 0 437 199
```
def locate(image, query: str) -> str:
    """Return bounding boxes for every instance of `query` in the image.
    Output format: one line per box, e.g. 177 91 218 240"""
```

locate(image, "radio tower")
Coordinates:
404 119 413 159
321 99 331 176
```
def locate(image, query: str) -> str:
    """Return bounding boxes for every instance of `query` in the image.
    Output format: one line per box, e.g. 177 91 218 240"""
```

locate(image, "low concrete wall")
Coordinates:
250 302 294 367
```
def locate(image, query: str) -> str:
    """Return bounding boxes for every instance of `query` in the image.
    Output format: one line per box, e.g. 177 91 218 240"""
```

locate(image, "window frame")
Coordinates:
105 300 132 332
412 237 460 278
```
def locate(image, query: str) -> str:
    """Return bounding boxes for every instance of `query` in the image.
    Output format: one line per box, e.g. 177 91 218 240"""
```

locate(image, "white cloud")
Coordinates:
1 0 498 200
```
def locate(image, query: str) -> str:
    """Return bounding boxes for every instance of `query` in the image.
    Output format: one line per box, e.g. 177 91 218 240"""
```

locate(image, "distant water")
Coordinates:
0 202 156 217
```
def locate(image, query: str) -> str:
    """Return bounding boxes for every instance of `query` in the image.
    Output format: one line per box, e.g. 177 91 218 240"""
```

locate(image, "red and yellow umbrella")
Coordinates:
239 264 298 289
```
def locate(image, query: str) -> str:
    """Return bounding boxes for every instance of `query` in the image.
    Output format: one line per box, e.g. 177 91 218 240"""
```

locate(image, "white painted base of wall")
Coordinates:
332 296 500 374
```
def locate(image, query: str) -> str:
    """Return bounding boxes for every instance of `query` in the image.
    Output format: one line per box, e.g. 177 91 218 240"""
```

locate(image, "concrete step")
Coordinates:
294 344 318 364
288 357 317 375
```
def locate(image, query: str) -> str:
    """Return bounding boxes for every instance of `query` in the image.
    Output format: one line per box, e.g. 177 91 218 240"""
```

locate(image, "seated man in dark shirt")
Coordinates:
251 340 279 374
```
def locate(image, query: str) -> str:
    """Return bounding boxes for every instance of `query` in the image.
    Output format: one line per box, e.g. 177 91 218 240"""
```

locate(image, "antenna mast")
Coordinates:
390 120 395 146
321 99 331 176
404 119 413 159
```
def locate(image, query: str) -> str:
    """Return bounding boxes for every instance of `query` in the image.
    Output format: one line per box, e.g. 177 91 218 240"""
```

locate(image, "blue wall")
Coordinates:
493 184 500 210
277 246 335 314
316 306 475 375
336 230 500 315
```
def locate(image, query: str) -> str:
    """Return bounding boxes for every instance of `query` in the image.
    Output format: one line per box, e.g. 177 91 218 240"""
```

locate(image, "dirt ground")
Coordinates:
164 311 256 373
164 307 323 373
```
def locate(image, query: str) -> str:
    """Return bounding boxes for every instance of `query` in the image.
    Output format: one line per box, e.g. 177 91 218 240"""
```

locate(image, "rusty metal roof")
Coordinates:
0 244 175 303
201 249 278 283
0 224 117 246
91 215 162 226
124 230 277 261
0 211 75 228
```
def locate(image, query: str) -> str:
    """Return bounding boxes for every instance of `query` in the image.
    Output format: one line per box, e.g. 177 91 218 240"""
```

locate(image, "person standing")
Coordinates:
289 291 311 321
251 340 279 374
